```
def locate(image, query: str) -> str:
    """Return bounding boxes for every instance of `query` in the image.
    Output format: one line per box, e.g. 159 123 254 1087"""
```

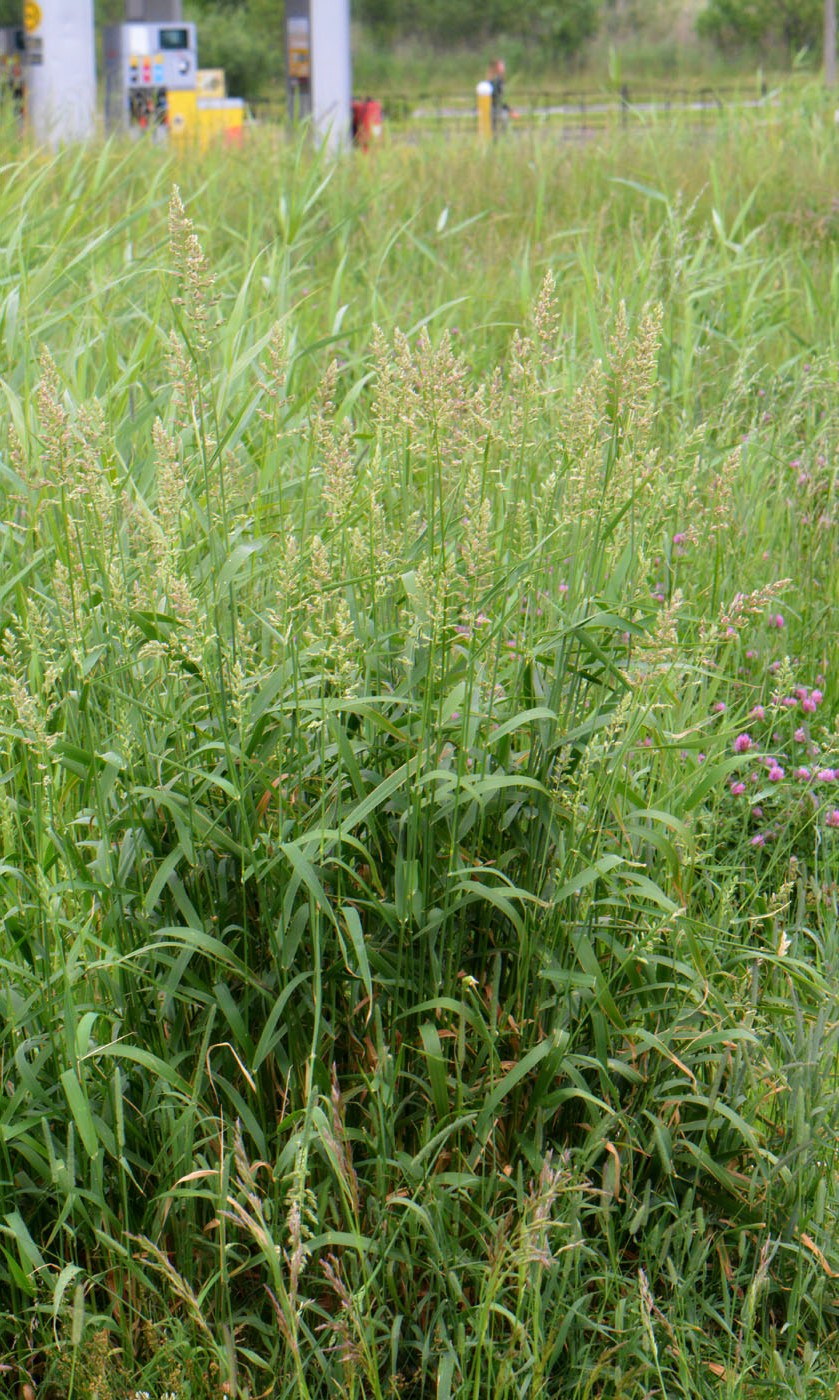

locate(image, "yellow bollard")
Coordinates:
476 80 493 141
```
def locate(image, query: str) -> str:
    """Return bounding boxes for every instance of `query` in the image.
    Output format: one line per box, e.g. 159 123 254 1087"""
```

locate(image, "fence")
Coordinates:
249 82 779 135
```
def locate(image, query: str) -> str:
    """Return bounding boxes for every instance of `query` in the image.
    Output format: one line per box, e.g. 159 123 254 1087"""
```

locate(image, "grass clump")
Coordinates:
0 105 837 1398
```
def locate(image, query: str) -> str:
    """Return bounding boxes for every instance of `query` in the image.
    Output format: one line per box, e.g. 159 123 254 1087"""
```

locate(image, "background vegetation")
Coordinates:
175 0 825 100
0 92 837 1398
0 0 824 97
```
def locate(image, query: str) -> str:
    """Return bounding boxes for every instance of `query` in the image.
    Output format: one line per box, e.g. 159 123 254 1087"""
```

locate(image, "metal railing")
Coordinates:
248 82 780 134
385 82 773 125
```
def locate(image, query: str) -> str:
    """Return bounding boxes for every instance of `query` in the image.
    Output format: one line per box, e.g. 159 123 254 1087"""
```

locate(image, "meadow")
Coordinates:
0 97 837 1398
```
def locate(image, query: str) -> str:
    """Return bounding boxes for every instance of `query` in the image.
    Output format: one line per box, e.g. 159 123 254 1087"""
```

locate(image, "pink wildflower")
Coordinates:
733 733 752 753
768 764 785 782
794 727 806 743
751 833 766 847
749 705 765 721
794 767 812 781
826 810 839 829
730 781 746 796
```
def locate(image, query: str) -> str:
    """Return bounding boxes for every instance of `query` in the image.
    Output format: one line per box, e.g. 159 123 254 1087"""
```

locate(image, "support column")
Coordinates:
25 0 97 147
310 0 351 149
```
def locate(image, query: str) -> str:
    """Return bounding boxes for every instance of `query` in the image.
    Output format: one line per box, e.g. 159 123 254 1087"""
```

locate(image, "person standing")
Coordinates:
489 58 509 135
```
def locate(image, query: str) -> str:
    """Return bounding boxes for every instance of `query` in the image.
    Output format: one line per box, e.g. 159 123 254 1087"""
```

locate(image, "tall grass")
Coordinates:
0 102 837 1398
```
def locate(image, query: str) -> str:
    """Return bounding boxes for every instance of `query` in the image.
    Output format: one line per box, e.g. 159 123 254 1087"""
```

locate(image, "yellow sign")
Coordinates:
197 68 226 97
23 1 41 33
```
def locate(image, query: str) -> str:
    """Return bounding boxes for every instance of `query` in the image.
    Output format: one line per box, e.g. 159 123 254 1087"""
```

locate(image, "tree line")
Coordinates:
351 0 600 53
180 0 824 68
0 0 826 104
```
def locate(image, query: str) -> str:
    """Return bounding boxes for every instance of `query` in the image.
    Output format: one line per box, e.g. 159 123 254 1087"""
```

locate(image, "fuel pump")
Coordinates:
0 27 24 120
286 0 311 122
103 20 197 135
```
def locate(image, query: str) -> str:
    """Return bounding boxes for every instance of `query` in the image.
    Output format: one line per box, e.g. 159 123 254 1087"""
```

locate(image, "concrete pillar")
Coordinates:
25 0 97 147
310 0 351 150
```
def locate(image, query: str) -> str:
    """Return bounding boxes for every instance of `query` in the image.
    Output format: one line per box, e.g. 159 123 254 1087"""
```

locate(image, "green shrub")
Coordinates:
190 4 279 98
